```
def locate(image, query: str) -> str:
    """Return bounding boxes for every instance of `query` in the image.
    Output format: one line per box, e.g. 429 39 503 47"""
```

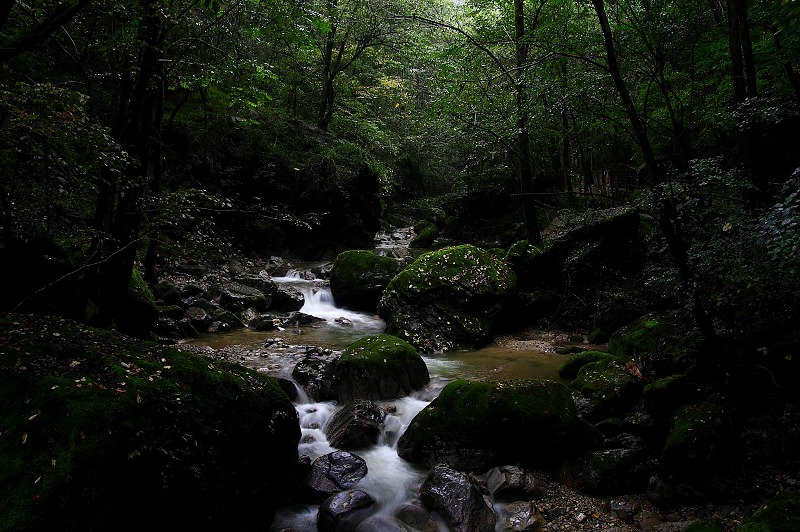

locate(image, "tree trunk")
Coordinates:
772 26 800 103
591 0 716 342
91 0 162 327
144 44 166 284
591 0 658 186
514 0 541 245
318 24 337 131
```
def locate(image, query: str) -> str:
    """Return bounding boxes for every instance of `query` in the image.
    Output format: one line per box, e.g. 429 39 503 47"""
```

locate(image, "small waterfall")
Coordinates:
271 266 384 332
273 379 435 530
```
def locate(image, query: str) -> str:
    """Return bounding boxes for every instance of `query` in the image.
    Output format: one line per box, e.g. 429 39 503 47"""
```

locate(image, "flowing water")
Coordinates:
186 258 569 531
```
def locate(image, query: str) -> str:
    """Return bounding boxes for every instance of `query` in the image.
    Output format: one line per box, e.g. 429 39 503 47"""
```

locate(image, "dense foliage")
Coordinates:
1 0 798 387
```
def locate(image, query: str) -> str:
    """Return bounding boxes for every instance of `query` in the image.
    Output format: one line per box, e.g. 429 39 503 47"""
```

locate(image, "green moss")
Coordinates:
558 350 616 380
339 334 420 373
505 240 542 264
385 244 516 299
662 402 724 473
739 491 800 532
409 225 439 248
643 374 691 413
413 219 437 233
333 250 401 280
588 327 610 344
400 378 583 465
555 345 586 356
570 359 643 419
423 379 575 445
0 312 298 530
608 315 665 358
129 268 156 309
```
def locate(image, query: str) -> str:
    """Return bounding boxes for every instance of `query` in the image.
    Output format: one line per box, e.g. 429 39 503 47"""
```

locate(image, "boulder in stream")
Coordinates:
397 379 595 472
325 399 386 450
419 463 497 532
330 249 403 312
377 244 516 352
317 489 376 532
305 450 369 502
334 334 430 402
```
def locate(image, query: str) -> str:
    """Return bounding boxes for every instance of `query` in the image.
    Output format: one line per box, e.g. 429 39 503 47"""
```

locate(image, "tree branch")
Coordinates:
0 0 93 63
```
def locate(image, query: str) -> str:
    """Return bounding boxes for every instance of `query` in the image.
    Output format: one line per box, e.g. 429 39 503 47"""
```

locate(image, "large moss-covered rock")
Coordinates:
569 359 644 421
409 220 440 249
558 350 618 380
608 312 700 380
377 245 517 352
739 490 800 532
114 268 158 339
334 334 430 402
397 379 592 472
504 240 551 290
662 402 725 476
0 313 300 531
329 250 403 311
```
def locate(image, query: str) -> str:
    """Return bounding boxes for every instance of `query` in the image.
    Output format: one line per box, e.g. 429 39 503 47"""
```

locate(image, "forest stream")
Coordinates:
183 261 572 531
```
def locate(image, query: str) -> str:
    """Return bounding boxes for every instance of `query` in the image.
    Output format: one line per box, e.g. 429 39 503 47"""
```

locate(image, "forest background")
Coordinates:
1 0 799 366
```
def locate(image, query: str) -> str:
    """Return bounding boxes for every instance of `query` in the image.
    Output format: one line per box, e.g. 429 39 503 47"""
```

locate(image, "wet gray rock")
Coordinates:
153 280 182 306
273 285 305 311
419 464 497 532
157 304 184 320
293 352 339 402
185 306 213 331
325 400 386 450
212 281 268 311
317 489 375 532
233 272 277 306
305 451 368 502
486 465 548 502
498 501 544 531
396 499 432 531
210 308 244 330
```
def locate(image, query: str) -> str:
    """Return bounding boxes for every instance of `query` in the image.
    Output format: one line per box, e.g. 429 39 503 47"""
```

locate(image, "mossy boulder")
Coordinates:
661 402 725 476
739 490 800 532
608 312 700 380
0 312 300 531
558 350 618 380
377 245 517 352
396 379 592 472
409 219 440 249
569 359 644 421
547 207 645 282
504 240 550 290
334 334 430 402
642 374 695 415
329 250 403 311
113 268 158 339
